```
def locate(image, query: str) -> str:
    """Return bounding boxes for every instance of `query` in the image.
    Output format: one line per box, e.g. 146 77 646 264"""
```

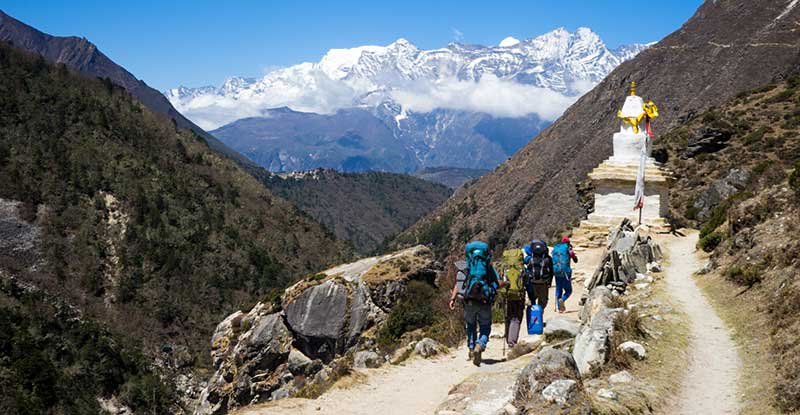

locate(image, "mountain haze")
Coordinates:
397 0 800 258
168 29 649 173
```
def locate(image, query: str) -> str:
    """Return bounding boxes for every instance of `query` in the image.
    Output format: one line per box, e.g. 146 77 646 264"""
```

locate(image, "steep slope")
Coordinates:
0 42 347 413
398 0 800 259
656 80 800 412
0 9 263 178
264 169 452 254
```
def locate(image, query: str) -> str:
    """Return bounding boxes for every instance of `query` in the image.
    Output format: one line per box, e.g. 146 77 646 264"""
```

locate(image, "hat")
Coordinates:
561 236 571 244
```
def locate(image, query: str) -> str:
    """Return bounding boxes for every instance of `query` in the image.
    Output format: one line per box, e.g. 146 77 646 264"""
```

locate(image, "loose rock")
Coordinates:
541 379 578 404
618 341 647 360
414 337 444 358
543 316 581 340
609 370 634 384
353 351 383 369
597 388 618 400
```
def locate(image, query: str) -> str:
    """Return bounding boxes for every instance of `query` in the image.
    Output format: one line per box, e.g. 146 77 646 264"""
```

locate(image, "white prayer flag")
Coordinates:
633 137 647 211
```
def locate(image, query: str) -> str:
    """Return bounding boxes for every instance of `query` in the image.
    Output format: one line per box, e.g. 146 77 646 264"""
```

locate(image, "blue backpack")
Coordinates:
463 241 496 304
552 242 571 276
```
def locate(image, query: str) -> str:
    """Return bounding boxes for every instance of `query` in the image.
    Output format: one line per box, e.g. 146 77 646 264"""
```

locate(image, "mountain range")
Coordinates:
396 0 800 258
167 29 650 173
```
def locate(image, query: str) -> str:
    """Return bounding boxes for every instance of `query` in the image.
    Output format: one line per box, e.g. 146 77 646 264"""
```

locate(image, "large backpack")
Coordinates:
463 241 496 304
499 249 525 300
524 240 551 284
551 242 571 276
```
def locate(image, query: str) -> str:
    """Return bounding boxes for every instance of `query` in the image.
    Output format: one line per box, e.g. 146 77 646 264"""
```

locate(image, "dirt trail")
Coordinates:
660 231 741 415
236 247 604 415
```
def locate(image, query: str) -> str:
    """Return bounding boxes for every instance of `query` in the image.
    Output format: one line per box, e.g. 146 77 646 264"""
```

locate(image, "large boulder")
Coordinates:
283 280 373 362
572 307 622 376
683 127 733 158
692 168 750 220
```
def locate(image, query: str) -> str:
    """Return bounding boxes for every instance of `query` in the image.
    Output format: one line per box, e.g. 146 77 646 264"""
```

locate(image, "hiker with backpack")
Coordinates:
449 241 507 366
523 239 554 321
551 236 579 313
498 248 526 348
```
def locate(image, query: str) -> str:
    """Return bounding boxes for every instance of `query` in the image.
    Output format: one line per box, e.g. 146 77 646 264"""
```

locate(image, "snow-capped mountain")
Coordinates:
167 27 649 173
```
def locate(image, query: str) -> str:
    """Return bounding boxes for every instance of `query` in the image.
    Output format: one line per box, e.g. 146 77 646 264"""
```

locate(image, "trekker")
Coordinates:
449 241 507 366
523 240 553 316
498 248 526 348
552 236 579 313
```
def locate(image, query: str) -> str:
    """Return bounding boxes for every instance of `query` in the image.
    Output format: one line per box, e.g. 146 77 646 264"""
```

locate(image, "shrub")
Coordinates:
724 265 762 286
790 162 800 198
377 281 436 346
698 231 723 252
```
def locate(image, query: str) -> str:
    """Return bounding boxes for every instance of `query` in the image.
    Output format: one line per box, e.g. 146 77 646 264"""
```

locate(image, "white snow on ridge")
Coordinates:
166 28 650 130
499 36 520 47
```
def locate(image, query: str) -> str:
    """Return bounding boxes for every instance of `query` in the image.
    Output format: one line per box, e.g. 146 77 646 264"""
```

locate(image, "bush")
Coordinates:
698 232 723 252
790 162 800 197
120 374 174 414
377 281 436 346
724 265 762 286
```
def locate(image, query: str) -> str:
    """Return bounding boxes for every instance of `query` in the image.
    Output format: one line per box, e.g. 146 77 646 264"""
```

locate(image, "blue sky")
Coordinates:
3 0 702 91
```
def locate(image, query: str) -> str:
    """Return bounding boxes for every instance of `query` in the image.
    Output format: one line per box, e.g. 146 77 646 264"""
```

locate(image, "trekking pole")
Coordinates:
502 268 508 358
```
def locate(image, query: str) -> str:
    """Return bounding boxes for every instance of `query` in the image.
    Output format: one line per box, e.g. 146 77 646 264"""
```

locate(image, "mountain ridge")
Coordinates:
395 0 800 260
166 28 648 174
0 9 265 179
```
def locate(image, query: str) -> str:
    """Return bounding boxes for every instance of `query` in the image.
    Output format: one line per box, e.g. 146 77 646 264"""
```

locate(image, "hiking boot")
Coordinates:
472 344 483 366
558 299 566 313
467 348 474 361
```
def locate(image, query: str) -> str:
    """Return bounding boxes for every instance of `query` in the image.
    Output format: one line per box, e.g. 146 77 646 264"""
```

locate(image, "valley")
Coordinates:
1 1 800 414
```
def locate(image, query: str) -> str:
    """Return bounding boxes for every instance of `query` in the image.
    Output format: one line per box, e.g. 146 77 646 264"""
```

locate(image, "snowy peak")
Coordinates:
167 27 650 130
499 36 520 47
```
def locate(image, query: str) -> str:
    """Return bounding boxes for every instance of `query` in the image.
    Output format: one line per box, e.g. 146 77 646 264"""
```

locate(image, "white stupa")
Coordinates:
576 82 671 244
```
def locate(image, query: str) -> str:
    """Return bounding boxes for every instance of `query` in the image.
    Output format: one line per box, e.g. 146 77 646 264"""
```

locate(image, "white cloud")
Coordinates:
452 28 464 42
390 75 577 120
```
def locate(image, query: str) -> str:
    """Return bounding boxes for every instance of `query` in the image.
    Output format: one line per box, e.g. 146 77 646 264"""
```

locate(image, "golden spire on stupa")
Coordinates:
630 81 637 96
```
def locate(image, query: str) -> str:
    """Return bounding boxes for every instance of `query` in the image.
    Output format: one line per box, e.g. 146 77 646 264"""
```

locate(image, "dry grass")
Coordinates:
590 248 691 414
696 271 790 415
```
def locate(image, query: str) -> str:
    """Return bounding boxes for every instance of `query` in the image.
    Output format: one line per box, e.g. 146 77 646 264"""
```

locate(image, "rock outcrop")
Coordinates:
512 347 589 412
195 245 437 414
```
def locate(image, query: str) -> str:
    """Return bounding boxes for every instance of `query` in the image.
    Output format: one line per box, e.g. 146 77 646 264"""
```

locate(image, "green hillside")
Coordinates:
0 42 348 413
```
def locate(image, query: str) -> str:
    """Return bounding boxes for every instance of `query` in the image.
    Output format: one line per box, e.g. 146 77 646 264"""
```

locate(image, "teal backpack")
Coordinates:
463 241 496 304
552 242 571 276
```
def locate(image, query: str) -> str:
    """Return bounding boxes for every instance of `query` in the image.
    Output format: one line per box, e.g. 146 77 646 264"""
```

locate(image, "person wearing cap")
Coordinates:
551 236 579 313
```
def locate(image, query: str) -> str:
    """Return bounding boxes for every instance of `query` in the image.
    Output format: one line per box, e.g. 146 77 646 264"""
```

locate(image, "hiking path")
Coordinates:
235 247 605 415
659 231 741 414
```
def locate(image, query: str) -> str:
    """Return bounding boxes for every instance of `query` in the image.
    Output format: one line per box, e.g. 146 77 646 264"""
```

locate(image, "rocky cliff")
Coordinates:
196 246 438 414
398 0 800 260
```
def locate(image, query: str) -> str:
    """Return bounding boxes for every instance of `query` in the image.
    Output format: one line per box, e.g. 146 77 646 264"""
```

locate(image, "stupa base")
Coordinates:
572 216 671 248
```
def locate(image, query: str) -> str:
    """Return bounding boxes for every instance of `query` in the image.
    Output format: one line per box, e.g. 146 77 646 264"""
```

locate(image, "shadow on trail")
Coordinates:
480 358 506 365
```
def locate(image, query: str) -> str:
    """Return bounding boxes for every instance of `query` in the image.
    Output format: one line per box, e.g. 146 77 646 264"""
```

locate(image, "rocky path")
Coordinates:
236 247 604 415
661 231 741 414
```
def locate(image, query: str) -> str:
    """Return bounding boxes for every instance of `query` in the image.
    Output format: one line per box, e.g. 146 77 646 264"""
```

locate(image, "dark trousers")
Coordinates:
526 282 549 311
505 298 525 346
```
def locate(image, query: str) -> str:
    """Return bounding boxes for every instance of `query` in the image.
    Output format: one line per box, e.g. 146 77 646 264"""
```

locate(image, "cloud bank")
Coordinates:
391 75 579 120
173 72 582 130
